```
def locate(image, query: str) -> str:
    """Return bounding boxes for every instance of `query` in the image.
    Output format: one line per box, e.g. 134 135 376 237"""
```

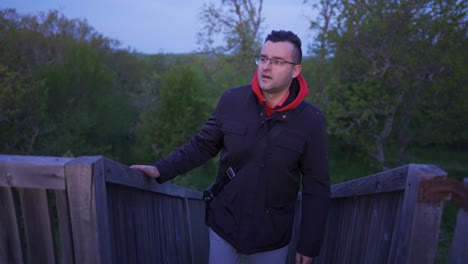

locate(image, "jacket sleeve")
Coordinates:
153 113 223 183
153 91 232 183
297 109 331 257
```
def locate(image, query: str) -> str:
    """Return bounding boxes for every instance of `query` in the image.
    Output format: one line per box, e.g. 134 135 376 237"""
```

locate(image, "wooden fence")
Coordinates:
0 154 464 263
0 155 207 264
311 164 447 264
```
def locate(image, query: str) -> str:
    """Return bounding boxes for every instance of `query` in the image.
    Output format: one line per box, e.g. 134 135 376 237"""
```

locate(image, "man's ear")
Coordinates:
292 64 302 78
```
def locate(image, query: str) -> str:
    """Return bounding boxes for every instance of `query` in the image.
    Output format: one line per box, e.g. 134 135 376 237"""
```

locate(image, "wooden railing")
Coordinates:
0 154 464 263
311 164 447 264
1 155 207 264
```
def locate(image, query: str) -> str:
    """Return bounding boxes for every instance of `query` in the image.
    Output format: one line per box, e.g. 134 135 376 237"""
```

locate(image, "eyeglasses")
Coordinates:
255 55 297 67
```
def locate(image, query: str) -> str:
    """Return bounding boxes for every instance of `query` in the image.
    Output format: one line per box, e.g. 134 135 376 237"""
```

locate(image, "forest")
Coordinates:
1 2 466 186
1 1 466 261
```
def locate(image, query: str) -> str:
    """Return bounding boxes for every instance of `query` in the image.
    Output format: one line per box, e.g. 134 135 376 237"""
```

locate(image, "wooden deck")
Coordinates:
0 155 466 263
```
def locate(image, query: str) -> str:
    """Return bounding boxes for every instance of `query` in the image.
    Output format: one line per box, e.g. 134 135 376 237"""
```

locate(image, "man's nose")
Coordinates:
261 60 272 70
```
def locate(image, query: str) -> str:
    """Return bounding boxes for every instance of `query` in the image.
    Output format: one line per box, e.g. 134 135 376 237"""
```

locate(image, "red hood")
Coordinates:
251 70 310 116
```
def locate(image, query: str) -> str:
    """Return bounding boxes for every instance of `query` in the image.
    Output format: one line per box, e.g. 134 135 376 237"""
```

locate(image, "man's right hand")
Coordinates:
130 165 160 179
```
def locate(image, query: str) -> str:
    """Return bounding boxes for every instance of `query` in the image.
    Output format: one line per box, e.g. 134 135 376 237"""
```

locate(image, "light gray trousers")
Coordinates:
208 228 289 264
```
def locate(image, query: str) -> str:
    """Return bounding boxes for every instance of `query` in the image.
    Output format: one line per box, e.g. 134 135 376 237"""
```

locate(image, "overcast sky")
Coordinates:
2 0 317 54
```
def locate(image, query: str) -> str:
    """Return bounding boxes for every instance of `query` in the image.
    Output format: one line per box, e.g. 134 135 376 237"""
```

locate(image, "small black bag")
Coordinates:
203 167 236 203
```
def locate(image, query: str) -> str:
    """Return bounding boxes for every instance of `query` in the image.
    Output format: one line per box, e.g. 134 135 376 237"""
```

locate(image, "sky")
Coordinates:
2 0 318 54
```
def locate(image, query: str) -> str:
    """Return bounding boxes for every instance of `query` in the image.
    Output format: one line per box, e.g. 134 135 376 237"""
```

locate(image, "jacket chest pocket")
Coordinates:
221 121 248 151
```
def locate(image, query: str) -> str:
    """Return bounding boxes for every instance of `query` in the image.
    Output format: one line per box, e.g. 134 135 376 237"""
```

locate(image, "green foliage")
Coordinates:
135 64 213 161
133 64 218 188
301 56 334 110
0 8 138 161
308 0 468 168
38 42 135 159
0 64 47 153
1 5 465 184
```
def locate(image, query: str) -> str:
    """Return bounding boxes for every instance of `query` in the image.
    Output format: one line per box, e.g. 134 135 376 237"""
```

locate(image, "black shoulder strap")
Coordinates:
203 112 294 202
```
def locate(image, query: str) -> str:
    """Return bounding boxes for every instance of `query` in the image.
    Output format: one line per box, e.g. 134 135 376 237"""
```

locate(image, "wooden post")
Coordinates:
450 178 468 264
183 197 195 264
390 164 446 264
65 156 112 264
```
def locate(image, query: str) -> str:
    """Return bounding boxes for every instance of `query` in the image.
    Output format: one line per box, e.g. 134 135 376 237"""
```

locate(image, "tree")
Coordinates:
0 65 47 154
135 64 213 160
395 0 468 154
134 64 216 190
197 0 264 81
302 0 339 110
0 8 147 162
38 42 135 160
307 0 468 169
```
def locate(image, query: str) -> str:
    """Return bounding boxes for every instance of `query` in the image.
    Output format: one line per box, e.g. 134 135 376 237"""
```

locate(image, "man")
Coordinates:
131 30 330 264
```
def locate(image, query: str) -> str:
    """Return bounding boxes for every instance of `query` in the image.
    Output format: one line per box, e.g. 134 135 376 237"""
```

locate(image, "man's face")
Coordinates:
257 41 301 94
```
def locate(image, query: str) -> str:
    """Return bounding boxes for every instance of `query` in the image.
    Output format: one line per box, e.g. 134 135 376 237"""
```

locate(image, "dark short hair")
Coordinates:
264 30 302 64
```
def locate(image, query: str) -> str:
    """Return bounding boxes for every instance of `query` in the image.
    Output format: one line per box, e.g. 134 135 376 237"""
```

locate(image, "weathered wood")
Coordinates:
363 192 402 263
65 156 112 264
0 155 71 189
331 165 408 198
19 188 56 264
310 191 403 264
183 197 195 264
107 183 198 263
0 187 24 264
55 190 75 263
391 164 446 264
449 178 468 264
0 154 450 264
103 157 203 199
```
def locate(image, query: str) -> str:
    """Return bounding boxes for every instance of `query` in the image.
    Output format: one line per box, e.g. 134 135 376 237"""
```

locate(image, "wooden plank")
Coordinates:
0 187 24 264
54 190 75 263
65 156 112 264
92 157 112 264
0 155 71 189
351 196 374 263
105 184 128 263
331 165 408 198
103 157 202 199
19 188 56 264
387 192 404 264
333 198 353 262
183 197 195 264
364 192 401 263
449 178 468 264
392 164 446 264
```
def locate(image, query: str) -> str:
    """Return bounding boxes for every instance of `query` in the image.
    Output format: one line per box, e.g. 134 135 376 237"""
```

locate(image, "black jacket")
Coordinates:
155 79 330 257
